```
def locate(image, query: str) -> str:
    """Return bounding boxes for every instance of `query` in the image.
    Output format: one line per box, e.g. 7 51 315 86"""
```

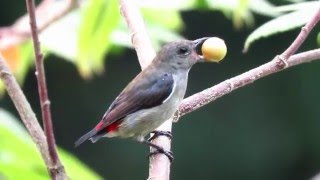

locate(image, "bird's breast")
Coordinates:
117 71 189 137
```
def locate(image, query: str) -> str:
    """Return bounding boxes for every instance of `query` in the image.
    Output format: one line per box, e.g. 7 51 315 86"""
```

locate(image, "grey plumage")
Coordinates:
75 38 208 147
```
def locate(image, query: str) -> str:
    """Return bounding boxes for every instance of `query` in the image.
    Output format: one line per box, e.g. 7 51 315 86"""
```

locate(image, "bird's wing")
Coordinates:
95 72 174 131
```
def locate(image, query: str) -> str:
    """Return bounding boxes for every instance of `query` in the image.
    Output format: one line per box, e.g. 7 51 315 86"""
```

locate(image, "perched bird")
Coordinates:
75 37 209 161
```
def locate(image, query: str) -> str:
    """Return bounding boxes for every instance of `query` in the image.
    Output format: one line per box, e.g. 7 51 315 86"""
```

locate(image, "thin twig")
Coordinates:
176 48 320 120
119 0 172 179
26 0 66 179
280 8 320 61
0 0 76 49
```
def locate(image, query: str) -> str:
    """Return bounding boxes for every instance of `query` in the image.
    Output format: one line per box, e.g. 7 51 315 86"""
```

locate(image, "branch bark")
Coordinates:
0 55 56 177
281 8 320 60
119 0 172 179
26 0 66 179
119 0 155 69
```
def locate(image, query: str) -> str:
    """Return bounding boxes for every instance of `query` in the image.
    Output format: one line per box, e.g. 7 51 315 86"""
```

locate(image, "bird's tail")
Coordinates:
75 129 102 147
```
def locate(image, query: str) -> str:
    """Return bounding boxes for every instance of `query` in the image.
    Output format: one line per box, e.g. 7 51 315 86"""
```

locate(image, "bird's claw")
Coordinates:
148 130 172 142
148 148 174 162
142 136 174 162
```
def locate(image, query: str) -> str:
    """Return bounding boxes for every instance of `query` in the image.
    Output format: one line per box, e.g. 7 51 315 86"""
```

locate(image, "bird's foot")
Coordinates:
143 140 174 162
148 130 172 142
149 149 174 162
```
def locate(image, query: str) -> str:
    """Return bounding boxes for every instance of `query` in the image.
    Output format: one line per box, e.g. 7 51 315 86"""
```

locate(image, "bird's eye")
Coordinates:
177 47 190 56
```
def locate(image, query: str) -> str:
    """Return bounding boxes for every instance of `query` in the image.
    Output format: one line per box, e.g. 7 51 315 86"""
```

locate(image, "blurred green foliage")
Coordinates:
77 0 120 77
2 0 317 80
244 1 319 52
0 109 101 179
0 0 320 179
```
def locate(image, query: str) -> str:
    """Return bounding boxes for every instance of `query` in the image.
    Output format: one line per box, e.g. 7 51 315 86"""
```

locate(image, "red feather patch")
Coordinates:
95 120 121 132
106 121 121 132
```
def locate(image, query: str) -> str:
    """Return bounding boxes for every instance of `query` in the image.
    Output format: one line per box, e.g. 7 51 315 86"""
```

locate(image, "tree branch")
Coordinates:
176 48 320 120
176 7 320 121
0 55 54 177
25 0 66 179
119 0 172 179
119 0 155 69
281 8 320 60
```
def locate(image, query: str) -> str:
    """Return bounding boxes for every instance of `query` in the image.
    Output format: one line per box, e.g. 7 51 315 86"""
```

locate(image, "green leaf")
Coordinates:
148 24 184 50
59 148 101 180
274 1 319 13
40 0 186 78
40 6 183 72
77 0 120 78
138 0 196 10
249 0 281 17
142 9 183 31
0 109 101 179
111 19 183 52
285 0 305 3
206 0 254 29
243 7 318 52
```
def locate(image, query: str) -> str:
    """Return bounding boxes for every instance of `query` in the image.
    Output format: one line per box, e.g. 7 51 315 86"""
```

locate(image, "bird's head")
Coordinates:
154 38 209 70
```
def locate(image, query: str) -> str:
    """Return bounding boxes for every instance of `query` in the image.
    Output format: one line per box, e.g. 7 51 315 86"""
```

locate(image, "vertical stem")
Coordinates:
119 0 172 179
148 121 172 180
119 0 156 69
25 0 66 179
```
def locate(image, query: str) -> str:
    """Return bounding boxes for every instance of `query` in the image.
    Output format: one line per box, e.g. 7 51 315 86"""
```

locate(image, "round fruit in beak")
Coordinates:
201 37 227 62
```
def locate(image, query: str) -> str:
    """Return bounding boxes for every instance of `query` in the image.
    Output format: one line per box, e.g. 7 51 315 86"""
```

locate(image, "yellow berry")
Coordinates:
201 37 227 62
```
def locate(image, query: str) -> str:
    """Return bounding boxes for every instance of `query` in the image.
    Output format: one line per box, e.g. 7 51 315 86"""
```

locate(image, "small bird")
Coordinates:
75 37 209 161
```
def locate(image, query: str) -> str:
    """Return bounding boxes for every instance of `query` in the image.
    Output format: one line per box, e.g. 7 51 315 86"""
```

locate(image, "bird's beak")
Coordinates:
193 37 210 62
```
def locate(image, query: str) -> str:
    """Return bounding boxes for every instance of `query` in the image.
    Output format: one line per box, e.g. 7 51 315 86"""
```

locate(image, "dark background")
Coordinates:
1 1 320 180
